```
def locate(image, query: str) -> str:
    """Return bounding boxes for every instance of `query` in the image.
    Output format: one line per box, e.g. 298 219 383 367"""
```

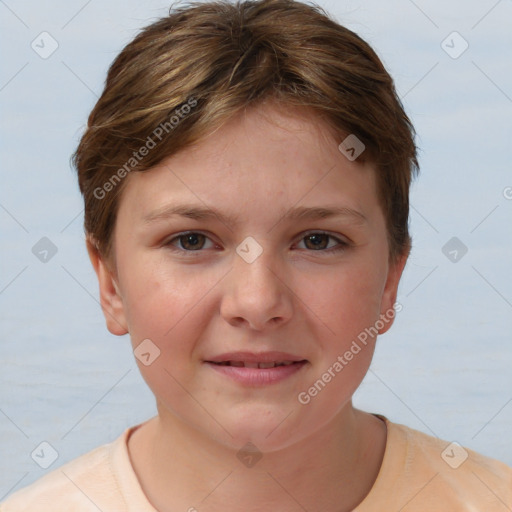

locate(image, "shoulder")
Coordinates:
0 434 127 512
386 419 512 509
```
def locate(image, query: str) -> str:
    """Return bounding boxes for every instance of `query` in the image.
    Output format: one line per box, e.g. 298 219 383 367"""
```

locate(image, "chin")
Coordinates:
211 405 310 453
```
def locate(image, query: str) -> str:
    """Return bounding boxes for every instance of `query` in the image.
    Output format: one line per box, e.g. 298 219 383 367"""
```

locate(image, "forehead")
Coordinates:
116 103 382 229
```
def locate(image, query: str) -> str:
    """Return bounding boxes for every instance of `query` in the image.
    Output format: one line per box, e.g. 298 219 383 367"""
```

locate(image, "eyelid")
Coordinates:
163 230 218 252
295 230 350 253
299 229 350 244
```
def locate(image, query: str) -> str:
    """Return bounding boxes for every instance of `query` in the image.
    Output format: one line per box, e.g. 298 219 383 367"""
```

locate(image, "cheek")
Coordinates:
123 267 206 411
121 259 219 391
305 261 386 346
120 254 209 339
294 267 384 420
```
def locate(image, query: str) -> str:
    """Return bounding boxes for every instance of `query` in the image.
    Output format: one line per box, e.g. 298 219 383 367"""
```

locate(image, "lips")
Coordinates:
204 351 308 385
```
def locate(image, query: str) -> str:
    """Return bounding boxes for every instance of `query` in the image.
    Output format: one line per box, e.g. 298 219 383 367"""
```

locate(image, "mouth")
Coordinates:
209 360 302 369
204 352 308 386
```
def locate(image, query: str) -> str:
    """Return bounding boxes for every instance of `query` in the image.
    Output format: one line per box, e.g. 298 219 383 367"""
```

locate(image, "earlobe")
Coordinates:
86 238 129 336
378 251 408 335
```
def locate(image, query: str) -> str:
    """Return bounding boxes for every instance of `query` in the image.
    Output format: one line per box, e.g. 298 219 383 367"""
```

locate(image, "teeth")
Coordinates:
216 360 298 368
258 362 276 369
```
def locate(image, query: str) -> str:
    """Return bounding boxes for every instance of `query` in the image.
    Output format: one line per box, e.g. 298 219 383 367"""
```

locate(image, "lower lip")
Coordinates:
204 361 308 386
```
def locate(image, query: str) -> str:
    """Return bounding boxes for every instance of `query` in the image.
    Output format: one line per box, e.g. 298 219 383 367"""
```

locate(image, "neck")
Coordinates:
128 404 387 512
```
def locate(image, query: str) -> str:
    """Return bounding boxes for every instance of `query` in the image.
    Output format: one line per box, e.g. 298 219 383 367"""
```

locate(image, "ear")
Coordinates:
378 250 408 335
86 237 128 336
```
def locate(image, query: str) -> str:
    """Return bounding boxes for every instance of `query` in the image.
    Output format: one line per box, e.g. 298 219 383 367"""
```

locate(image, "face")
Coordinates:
90 103 406 452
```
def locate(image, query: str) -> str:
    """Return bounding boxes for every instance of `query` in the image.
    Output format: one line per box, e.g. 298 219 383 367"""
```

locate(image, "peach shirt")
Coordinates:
2 416 511 511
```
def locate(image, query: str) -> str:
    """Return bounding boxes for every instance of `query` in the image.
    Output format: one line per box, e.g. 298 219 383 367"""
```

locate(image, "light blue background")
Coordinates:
1 0 511 497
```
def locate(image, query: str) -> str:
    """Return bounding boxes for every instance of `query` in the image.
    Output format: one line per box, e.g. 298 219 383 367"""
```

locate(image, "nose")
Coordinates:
220 247 293 331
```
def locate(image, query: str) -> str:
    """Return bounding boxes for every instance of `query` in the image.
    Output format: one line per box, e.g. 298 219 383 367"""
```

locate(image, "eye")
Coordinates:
165 232 216 252
296 232 348 253
163 231 348 255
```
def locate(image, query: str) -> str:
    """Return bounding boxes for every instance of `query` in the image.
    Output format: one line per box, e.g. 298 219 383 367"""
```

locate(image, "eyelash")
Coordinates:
163 231 349 256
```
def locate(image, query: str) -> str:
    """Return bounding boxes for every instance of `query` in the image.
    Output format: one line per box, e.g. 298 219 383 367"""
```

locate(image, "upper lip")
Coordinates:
205 351 306 363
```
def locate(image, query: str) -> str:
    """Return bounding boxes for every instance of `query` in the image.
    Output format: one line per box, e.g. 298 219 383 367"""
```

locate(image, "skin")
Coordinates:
88 102 408 512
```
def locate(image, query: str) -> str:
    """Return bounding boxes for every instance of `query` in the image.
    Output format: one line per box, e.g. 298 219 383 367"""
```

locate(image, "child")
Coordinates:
2 0 511 510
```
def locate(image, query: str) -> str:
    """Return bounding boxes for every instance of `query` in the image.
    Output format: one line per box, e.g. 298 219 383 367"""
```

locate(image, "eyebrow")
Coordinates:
143 203 367 226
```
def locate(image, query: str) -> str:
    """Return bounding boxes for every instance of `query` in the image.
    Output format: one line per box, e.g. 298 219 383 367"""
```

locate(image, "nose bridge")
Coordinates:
240 251 275 292
220 237 292 329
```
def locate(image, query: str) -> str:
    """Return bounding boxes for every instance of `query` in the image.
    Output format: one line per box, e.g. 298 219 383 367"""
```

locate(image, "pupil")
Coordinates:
307 234 327 250
183 233 203 250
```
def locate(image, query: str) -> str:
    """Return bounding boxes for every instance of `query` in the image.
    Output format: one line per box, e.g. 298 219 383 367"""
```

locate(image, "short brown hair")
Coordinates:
73 0 418 262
